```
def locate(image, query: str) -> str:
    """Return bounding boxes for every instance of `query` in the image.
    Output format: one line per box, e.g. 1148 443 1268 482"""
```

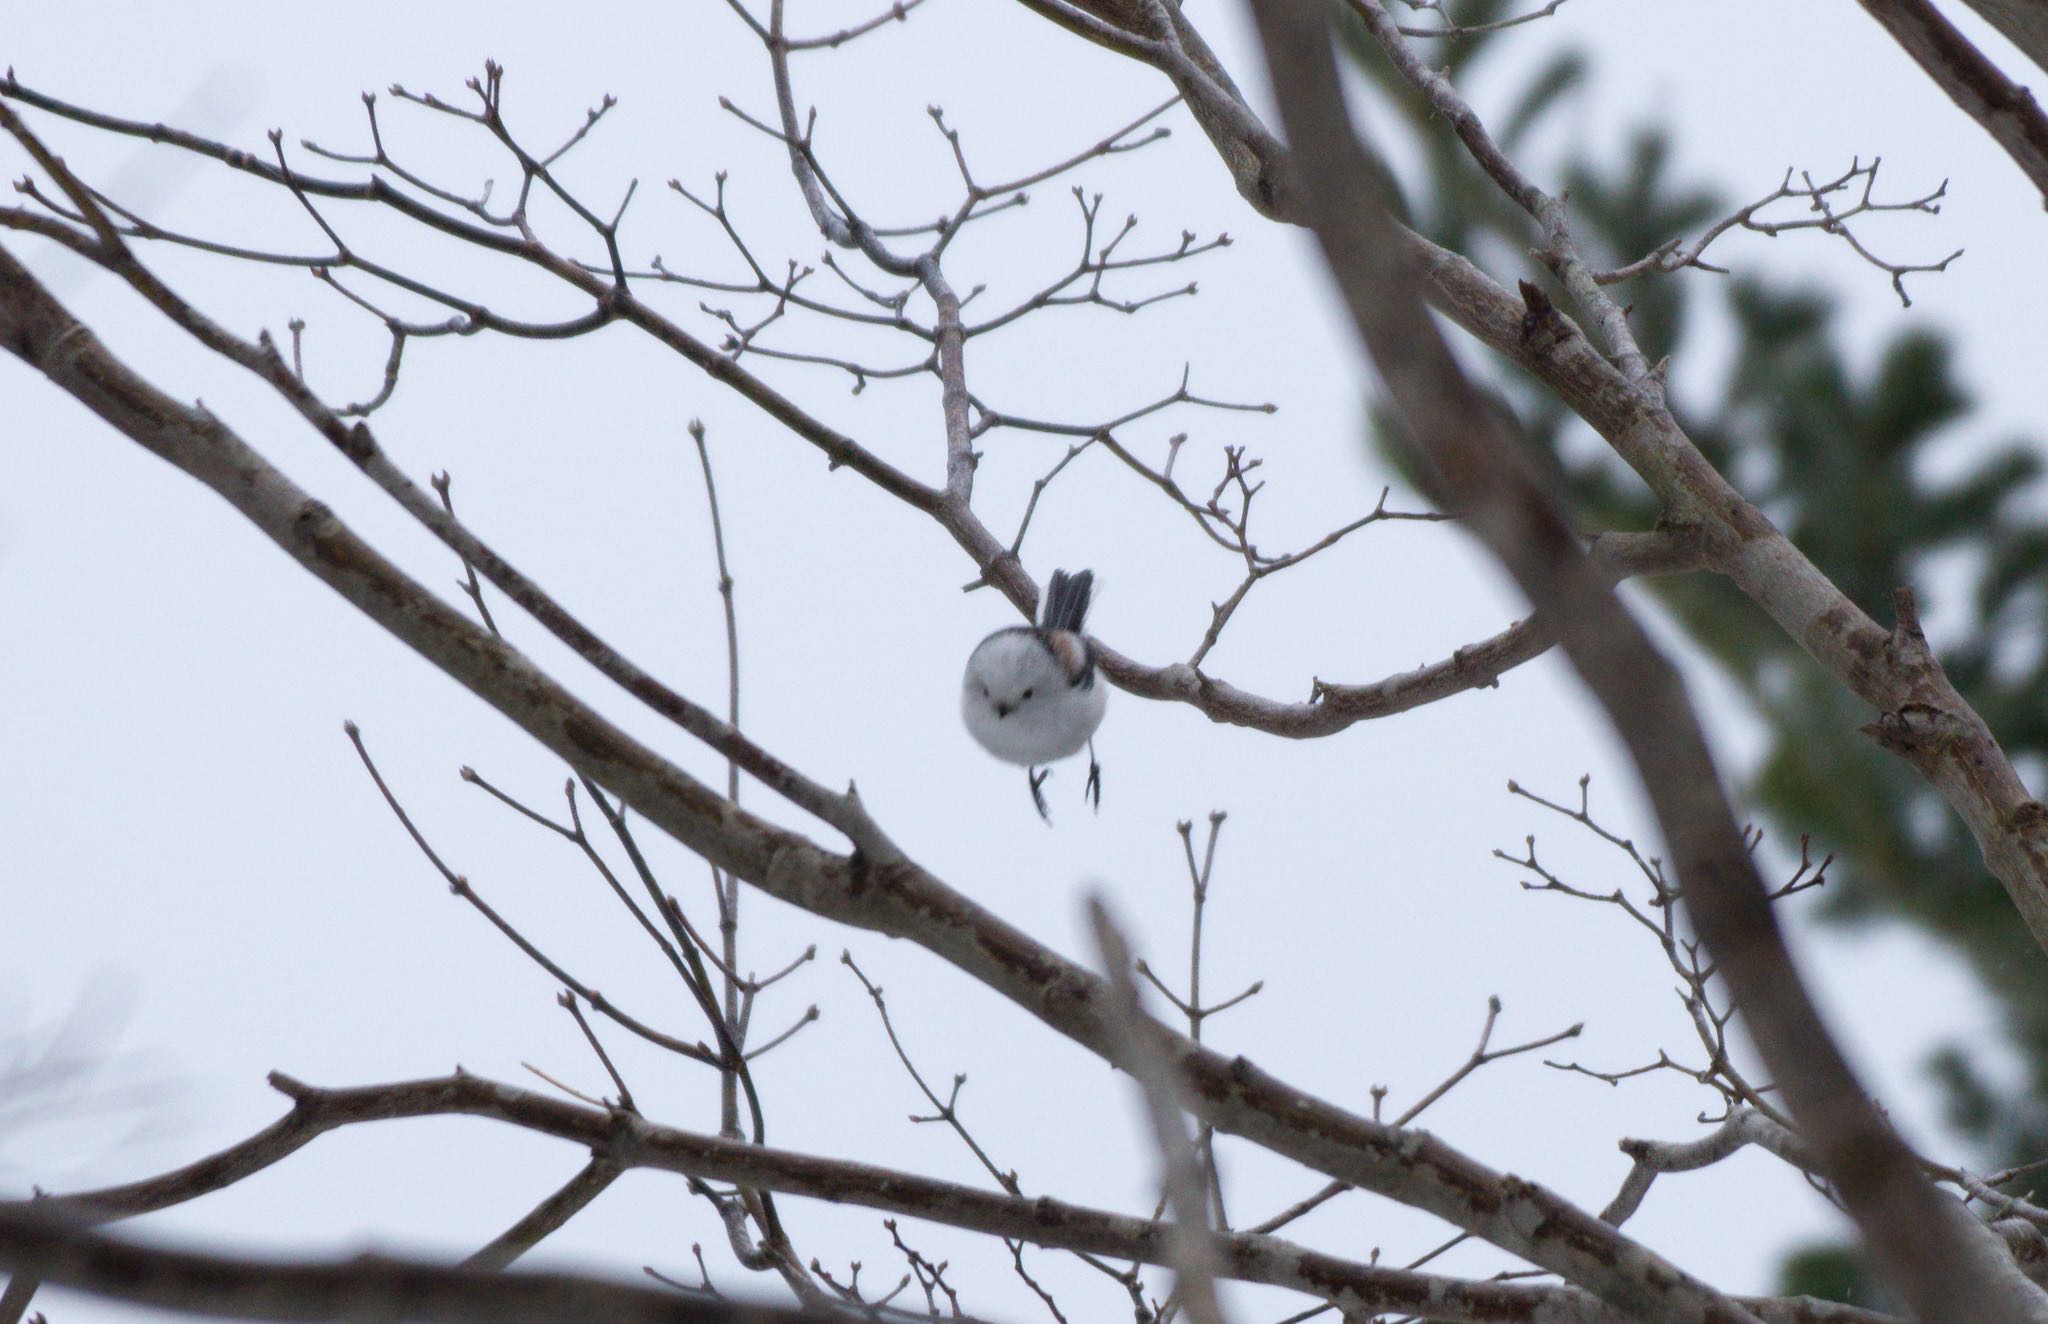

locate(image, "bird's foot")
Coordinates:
1028 767 1052 824
1084 745 1102 813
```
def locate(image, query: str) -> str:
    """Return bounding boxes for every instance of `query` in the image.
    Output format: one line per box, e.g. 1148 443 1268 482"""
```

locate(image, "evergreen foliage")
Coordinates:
1352 1 2048 1298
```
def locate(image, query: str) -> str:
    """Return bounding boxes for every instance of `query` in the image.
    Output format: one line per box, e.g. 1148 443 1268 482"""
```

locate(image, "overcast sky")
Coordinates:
5 3 2044 1321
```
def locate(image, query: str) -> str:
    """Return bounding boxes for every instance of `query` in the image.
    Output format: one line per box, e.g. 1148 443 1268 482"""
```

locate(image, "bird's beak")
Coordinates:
994 702 1013 719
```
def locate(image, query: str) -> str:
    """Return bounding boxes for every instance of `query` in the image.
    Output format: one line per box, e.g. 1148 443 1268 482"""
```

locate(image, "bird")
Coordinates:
961 569 1108 822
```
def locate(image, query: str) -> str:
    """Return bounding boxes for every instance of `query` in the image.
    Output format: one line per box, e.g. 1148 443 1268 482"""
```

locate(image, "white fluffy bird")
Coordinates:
961 569 1108 821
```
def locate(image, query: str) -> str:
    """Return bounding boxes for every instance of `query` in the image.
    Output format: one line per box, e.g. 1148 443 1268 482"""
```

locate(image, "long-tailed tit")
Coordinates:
961 569 1107 822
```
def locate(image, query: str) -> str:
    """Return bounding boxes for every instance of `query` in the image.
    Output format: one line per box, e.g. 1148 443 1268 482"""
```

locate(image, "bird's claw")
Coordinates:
1084 756 1102 813
1028 767 1052 824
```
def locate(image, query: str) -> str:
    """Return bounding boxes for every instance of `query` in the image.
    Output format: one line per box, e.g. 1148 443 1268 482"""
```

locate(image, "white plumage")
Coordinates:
960 569 1107 819
961 629 1108 764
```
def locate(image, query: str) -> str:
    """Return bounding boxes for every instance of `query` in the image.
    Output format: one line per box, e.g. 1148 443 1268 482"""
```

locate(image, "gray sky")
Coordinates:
4 2 2042 1320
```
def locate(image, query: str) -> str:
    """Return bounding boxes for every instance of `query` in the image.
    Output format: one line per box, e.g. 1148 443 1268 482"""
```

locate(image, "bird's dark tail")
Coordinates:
1041 569 1094 633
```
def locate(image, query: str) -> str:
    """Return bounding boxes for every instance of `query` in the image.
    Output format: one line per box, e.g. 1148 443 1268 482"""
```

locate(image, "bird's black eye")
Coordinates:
980 684 991 699
1021 687 1035 701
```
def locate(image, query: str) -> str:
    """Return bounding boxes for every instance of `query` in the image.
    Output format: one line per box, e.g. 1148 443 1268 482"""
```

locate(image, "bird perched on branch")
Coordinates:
961 569 1107 822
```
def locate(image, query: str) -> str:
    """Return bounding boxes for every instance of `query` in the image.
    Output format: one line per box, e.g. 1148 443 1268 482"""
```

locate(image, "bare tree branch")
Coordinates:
1594 158 1961 308
1851 0 2048 205
0 78 1596 751
0 1205 833 1324
461 1159 623 1271
1601 1108 1818 1227
998 0 2048 964
3 6 2045 1323
0 240 1830 1324
1346 0 1659 390
1390 0 1572 39
1242 2 2048 1319
1953 0 2048 75
1090 901 1229 1324
4 1073 1909 1324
